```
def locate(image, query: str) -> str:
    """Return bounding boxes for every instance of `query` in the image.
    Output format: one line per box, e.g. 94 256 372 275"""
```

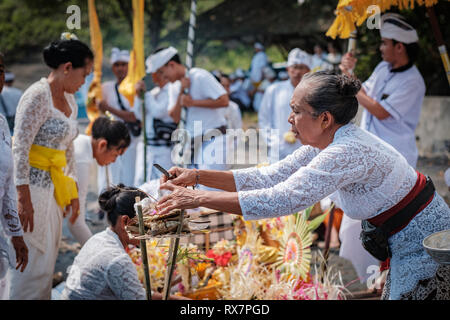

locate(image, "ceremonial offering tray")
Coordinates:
126 198 210 240
423 229 450 265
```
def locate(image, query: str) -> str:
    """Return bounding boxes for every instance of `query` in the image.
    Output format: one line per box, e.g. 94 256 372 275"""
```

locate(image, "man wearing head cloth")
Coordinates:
147 46 230 175
132 52 180 186
0 72 23 135
258 48 311 163
249 42 269 90
340 13 425 168
97 48 139 192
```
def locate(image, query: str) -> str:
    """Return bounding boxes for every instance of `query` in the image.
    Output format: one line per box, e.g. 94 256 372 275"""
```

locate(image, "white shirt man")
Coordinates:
250 42 268 85
133 71 179 185
97 48 138 192
258 48 311 163
147 47 230 172
340 13 425 168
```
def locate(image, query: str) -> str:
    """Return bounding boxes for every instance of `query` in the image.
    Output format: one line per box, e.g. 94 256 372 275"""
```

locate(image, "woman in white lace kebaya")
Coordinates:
61 185 188 300
0 53 28 299
10 39 94 299
157 72 450 300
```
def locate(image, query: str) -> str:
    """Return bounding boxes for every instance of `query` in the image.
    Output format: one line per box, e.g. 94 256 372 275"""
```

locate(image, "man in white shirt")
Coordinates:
147 47 230 172
133 65 179 186
258 48 311 163
97 48 139 192
229 68 251 110
250 42 268 88
72 117 130 245
340 13 425 168
0 72 22 135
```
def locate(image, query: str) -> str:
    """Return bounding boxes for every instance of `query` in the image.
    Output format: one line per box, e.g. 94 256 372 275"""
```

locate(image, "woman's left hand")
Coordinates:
11 236 28 272
65 198 80 224
157 182 201 215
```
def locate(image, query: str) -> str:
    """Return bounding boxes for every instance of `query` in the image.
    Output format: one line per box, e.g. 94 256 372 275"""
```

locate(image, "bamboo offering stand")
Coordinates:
134 196 152 300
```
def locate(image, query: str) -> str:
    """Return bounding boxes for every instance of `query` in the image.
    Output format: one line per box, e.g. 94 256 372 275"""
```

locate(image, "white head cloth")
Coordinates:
263 67 276 79
110 47 130 65
380 13 418 44
445 168 450 188
235 68 245 78
278 71 288 80
5 72 14 82
146 47 178 73
287 48 312 69
254 42 264 50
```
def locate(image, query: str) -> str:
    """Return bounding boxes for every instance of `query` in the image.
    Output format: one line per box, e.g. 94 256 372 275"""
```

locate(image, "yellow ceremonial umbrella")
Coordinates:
118 0 146 107
85 0 103 135
326 0 450 85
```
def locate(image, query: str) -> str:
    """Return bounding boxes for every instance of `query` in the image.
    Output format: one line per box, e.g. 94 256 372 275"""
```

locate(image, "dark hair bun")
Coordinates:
43 39 93 69
98 183 125 214
337 75 361 97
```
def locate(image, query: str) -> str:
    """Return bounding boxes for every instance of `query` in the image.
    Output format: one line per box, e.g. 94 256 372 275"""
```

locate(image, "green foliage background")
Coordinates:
0 0 448 94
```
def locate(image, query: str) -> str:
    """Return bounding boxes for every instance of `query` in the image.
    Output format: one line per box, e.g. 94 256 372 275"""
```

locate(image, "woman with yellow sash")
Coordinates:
10 36 93 299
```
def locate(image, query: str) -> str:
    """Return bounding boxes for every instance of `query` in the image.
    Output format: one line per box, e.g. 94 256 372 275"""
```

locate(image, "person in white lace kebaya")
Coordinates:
0 53 28 299
10 39 94 299
61 185 188 300
157 72 450 300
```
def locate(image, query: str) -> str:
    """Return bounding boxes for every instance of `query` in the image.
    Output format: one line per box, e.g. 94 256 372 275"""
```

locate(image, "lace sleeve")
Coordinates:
12 83 51 186
232 145 319 191
238 143 367 220
2 174 23 237
105 254 146 300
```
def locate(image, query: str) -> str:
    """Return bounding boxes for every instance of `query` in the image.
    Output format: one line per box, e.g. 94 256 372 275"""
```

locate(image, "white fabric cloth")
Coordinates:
170 68 228 136
0 86 22 118
339 215 379 283
380 13 418 44
444 168 450 187
10 78 78 299
221 100 242 130
4 73 14 82
287 48 312 69
258 80 302 163
230 79 251 108
72 134 94 245
311 53 333 72
110 48 130 65
97 81 137 192
250 51 268 83
61 228 146 300
361 61 425 168
232 123 450 299
133 82 177 185
0 114 22 284
146 46 178 73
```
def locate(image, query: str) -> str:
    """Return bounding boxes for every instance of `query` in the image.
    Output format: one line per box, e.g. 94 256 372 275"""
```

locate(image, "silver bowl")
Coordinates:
423 229 450 265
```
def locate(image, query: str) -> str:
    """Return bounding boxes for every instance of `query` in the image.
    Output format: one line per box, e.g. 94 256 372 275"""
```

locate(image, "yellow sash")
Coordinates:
29 144 78 209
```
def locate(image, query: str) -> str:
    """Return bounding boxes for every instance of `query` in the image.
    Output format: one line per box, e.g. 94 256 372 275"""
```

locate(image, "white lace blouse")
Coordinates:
61 228 146 300
12 78 78 188
233 123 417 221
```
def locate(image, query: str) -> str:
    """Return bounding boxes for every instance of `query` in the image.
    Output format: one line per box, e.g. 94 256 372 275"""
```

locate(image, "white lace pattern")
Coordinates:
61 228 146 300
232 123 450 298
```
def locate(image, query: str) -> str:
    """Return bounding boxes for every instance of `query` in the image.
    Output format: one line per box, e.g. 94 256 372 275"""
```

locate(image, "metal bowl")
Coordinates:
423 229 450 265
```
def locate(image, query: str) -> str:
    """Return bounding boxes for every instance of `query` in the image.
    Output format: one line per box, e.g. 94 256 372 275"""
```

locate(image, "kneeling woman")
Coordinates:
62 185 187 300
157 72 450 300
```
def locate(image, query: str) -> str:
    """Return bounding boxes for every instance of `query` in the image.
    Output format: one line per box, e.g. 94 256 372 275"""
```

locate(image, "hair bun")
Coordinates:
337 75 361 97
98 184 125 213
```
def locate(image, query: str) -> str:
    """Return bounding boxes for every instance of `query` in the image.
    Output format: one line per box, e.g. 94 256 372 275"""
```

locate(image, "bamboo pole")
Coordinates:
426 6 450 86
135 196 152 300
320 204 335 283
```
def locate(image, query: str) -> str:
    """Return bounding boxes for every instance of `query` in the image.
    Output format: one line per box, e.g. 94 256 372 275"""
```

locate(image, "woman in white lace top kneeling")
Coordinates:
156 71 450 300
61 185 188 300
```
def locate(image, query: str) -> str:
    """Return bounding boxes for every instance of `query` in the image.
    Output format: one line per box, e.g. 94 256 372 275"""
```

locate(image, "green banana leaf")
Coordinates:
307 203 335 232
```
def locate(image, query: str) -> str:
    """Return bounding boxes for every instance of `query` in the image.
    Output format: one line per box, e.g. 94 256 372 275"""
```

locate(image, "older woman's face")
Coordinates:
63 59 93 94
288 85 324 148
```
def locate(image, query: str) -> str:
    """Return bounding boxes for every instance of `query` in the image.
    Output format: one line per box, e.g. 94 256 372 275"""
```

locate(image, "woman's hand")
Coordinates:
180 94 194 107
17 185 34 233
157 182 202 215
159 167 197 187
66 198 80 224
11 236 28 272
135 80 146 97
98 100 110 113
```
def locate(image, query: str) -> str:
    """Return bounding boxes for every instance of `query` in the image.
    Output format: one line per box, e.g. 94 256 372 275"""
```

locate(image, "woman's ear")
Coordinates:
121 215 129 226
63 62 73 74
320 111 333 129
98 138 108 152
